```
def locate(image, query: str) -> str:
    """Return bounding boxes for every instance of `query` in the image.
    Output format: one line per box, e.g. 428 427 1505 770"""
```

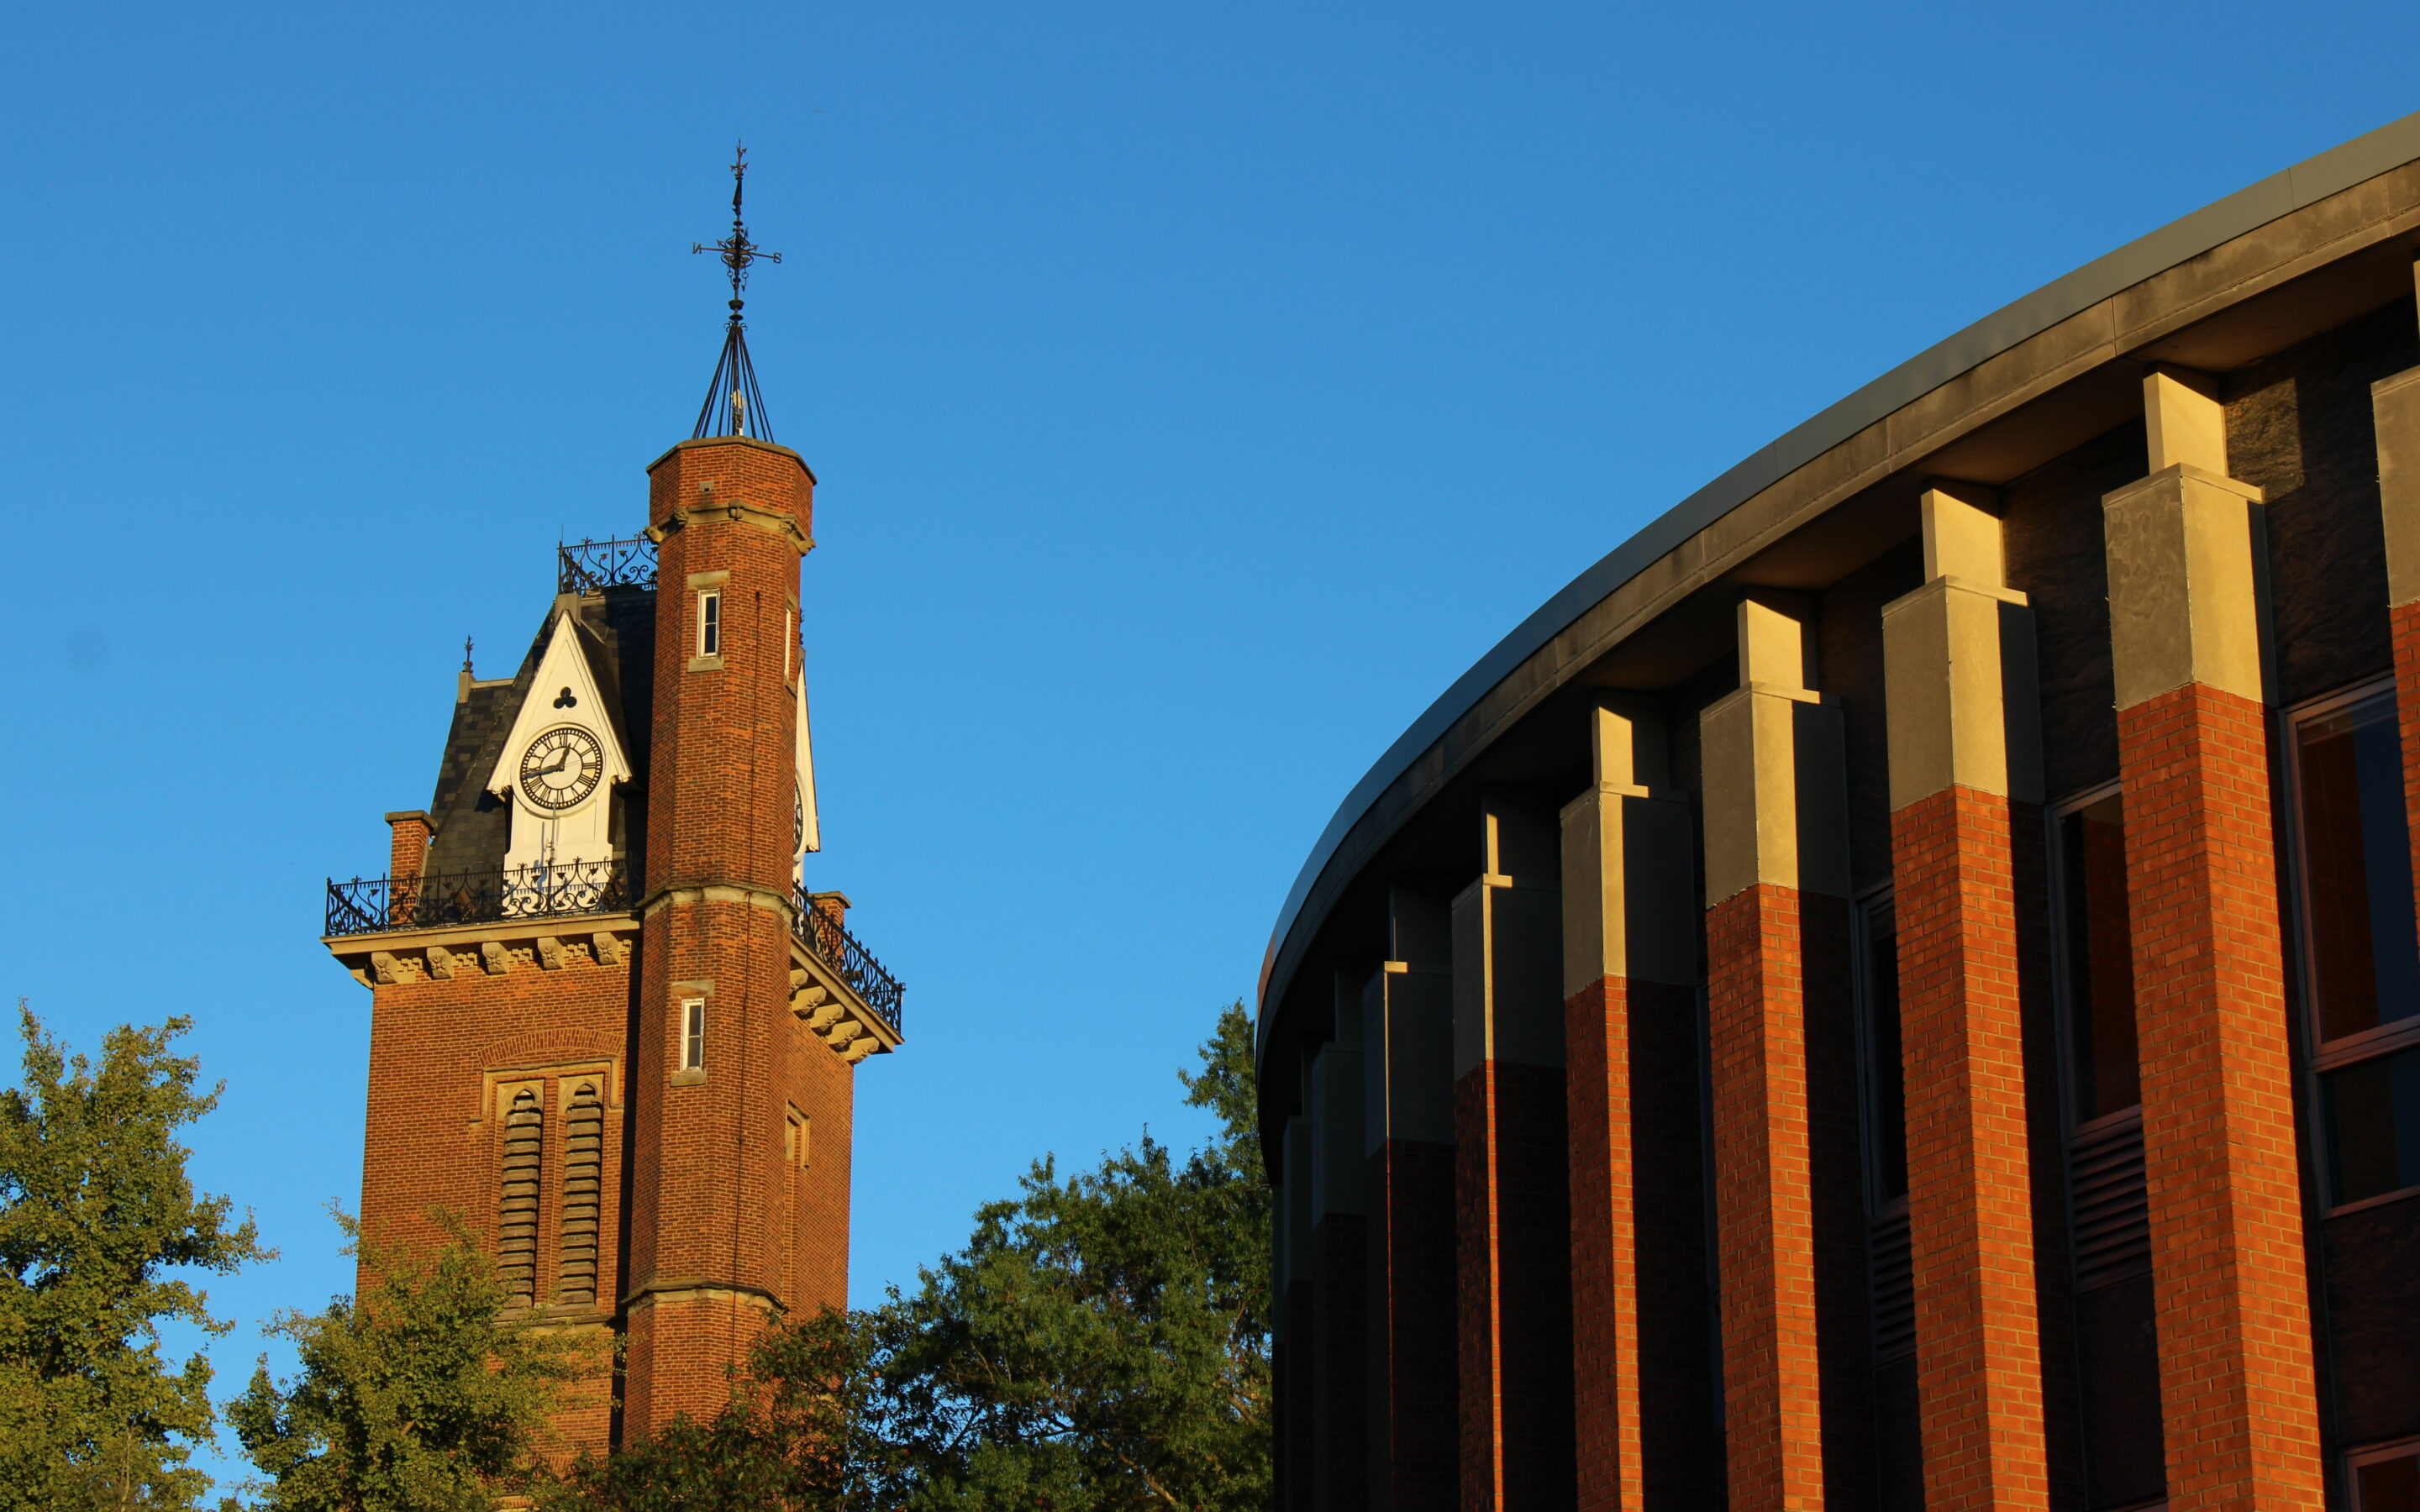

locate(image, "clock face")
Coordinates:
518 725 605 811
793 782 806 856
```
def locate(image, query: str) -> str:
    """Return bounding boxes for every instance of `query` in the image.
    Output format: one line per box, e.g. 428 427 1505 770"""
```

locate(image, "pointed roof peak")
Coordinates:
691 141 782 443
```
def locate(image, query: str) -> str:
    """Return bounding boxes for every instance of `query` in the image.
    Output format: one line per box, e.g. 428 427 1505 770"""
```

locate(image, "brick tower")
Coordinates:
320 155 903 1452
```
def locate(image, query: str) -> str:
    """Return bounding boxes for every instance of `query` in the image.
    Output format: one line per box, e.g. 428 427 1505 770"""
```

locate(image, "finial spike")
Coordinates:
690 141 781 443
463 636 474 673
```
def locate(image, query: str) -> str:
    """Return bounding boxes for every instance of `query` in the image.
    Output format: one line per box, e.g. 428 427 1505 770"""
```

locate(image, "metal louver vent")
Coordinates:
1870 1202 1915 1362
2070 1109 2152 1291
556 1084 605 1305
498 1089 544 1305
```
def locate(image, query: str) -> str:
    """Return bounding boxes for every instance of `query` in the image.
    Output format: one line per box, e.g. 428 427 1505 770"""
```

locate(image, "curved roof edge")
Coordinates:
1259 108 2420 1039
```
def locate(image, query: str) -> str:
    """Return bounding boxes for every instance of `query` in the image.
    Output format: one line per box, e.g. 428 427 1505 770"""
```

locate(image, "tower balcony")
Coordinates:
318 862 907 1058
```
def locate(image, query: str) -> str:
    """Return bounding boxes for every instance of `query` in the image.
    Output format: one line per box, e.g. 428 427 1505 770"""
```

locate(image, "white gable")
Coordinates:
486 611 634 870
796 665 822 861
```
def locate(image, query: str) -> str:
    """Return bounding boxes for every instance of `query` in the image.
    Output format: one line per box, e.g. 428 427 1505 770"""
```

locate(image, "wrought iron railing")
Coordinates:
558 536 658 596
325 861 634 937
794 889 906 1033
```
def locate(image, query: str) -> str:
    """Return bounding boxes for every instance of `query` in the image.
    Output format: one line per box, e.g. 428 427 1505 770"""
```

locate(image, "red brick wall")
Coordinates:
359 942 633 1459
1705 883 1836 1512
1891 785 2050 1512
1566 974 1718 1512
1366 1139 1457 1512
2114 681 2323 1510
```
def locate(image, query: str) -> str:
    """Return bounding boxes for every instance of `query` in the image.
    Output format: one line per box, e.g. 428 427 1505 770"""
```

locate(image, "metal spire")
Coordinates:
691 142 782 442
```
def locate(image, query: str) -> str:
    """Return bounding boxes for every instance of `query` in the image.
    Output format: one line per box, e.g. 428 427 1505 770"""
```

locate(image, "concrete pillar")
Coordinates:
1879 483 2051 1512
1699 590 1867 1512
2101 368 2323 1511
1452 793 1574 1512
1560 701 1712 1511
1312 972 1370 1512
2374 257 2420 953
1364 885 1457 1512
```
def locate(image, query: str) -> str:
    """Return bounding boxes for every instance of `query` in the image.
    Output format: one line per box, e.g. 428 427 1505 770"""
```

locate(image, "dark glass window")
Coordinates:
2060 793 2140 1122
2356 1445 2420 1512
2296 692 2420 1044
1858 895 1907 1206
2325 1044 2420 1206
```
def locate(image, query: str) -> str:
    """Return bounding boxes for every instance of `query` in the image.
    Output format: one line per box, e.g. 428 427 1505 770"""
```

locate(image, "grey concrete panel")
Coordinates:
1311 1043 1366 1219
1365 963 1455 1155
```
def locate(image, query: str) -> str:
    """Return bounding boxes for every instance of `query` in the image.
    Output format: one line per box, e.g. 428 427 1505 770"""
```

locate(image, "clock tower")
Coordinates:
319 153 903 1452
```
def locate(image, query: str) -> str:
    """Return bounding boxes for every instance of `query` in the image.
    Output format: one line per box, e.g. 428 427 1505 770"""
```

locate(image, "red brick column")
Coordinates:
1365 890 1459 1512
1366 1133 1458 1512
1880 486 2054 1512
1561 703 1714 1511
2116 683 2321 1509
1452 796 1572 1512
1705 883 1828 1512
1698 593 1859 1512
385 810 433 920
2102 397 2322 1510
1891 785 2049 1512
626 435 819 1436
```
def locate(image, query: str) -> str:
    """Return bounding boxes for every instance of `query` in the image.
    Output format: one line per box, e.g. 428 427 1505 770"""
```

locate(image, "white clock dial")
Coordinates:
518 725 605 811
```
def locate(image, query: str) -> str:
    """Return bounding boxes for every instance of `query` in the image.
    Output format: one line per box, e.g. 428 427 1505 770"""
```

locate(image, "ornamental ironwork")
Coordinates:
325 860 633 937
558 536 658 596
794 889 906 1033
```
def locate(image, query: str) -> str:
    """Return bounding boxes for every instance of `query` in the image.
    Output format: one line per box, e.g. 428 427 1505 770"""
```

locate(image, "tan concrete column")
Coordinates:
1699 591 1865 1512
1879 484 2049 1512
2102 367 2323 1511
2372 257 2420 949
1560 701 1712 1511
1452 794 1573 1512
1363 885 1457 1512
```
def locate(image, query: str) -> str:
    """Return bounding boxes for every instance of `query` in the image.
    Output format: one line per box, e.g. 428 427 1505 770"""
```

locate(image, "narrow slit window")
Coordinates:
681 998 706 1071
699 591 722 657
556 1082 605 1305
1855 893 1907 1207
2059 793 2140 1122
497 1086 544 1305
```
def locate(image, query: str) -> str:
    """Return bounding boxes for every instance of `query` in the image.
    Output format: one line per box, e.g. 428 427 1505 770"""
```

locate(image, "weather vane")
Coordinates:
690 142 781 442
693 142 782 311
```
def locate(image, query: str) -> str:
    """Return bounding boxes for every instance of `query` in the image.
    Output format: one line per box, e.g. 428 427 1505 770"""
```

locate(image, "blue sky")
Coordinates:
2 0 2415 1486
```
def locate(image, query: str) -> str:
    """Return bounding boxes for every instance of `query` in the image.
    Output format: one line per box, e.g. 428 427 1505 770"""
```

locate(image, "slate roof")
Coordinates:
422 584 656 879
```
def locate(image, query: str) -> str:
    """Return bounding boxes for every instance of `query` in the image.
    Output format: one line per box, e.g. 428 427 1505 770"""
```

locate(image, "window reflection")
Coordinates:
2060 794 2139 1122
2296 692 2420 1043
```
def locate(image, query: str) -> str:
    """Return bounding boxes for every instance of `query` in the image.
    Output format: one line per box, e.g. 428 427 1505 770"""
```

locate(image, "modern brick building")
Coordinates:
319 185 903 1452
1256 113 2420 1511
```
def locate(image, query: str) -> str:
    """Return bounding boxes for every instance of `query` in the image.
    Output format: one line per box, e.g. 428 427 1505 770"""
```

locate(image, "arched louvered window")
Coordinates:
498 1087 544 1305
557 1082 606 1305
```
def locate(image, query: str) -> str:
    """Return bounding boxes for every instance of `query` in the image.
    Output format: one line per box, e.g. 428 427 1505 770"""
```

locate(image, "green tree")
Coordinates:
0 1004 271 1510
229 1210 594 1512
550 1001 1270 1512
868 1000 1269 1512
547 1310 896 1512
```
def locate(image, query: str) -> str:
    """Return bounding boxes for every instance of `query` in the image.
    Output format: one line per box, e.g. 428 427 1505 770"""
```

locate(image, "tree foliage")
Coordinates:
557 1000 1271 1512
229 1210 594 1512
0 1004 271 1510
